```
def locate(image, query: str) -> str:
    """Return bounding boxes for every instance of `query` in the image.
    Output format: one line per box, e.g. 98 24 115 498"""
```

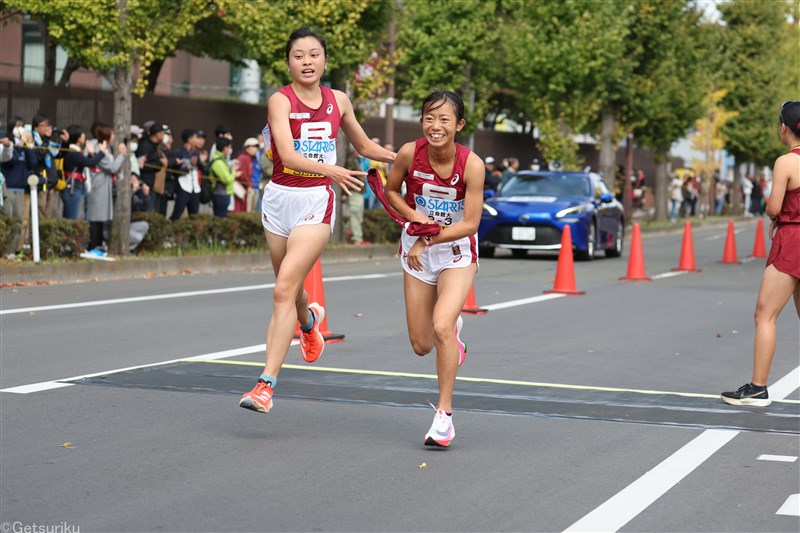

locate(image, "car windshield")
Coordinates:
500 174 591 198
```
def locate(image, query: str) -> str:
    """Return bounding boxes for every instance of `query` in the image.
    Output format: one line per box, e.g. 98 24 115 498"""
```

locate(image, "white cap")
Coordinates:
484 156 495 164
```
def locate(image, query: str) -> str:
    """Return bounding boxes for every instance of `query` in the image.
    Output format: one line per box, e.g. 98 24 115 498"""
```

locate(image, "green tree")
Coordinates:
499 0 634 177
6 0 212 255
628 0 708 221
395 0 500 137
215 0 391 91
718 0 800 210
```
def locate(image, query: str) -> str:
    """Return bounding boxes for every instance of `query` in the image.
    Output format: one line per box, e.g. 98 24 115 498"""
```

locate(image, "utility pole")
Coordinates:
623 132 633 224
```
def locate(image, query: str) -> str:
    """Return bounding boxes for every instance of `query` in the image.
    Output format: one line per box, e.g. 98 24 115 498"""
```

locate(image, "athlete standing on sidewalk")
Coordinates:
722 100 800 407
384 90 484 446
239 27 395 413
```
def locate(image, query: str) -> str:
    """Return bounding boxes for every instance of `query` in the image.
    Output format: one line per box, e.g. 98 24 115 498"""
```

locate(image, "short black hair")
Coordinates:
181 128 197 143
216 137 232 151
421 90 466 122
32 114 50 128
780 101 800 136
7 116 24 134
66 124 85 146
285 27 327 61
214 124 231 137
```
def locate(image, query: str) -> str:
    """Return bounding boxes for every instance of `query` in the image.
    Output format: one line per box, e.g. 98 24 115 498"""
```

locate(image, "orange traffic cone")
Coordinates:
620 223 651 282
461 284 488 315
673 221 701 272
544 225 585 295
719 219 741 264
751 218 767 258
293 259 345 343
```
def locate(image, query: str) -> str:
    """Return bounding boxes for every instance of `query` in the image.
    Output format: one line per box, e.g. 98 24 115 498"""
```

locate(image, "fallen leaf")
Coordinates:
61 442 73 448
418 463 427 469
354 313 364 317
731 330 738 335
715 332 721 338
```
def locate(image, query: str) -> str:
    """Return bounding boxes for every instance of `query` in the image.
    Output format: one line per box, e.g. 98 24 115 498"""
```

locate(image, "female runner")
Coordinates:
384 90 485 446
240 27 395 413
722 100 800 407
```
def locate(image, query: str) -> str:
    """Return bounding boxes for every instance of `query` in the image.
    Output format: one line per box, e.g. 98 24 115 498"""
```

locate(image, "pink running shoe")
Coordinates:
455 315 467 367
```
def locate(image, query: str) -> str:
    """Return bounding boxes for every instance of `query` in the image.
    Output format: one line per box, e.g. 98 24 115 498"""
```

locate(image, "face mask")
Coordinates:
259 143 265 149
162 134 171 145
129 142 138 152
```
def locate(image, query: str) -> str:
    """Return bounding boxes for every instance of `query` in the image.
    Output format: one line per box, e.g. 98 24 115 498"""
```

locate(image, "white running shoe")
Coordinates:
424 407 455 447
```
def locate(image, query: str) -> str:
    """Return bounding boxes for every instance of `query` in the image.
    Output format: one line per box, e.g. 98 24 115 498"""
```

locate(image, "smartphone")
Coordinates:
23 124 32 134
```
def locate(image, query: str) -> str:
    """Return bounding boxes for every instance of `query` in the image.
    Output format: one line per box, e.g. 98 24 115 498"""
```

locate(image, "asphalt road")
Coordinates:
1 218 798 533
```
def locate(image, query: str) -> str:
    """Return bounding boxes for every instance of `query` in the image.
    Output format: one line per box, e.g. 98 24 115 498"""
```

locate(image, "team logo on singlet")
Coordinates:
413 170 434 181
304 213 315 221
326 103 333 115
450 174 460 186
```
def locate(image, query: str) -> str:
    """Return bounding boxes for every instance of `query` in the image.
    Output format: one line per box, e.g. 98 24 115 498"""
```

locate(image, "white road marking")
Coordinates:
0 344 270 394
757 455 798 463
563 365 800 533
777 494 800 516
0 273 401 316
482 293 565 310
651 271 689 280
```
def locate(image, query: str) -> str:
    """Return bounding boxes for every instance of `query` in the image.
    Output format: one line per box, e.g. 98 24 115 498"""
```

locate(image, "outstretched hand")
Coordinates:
331 168 366 196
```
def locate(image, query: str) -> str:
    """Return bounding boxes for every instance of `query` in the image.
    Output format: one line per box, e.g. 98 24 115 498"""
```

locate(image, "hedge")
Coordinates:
1 209 403 261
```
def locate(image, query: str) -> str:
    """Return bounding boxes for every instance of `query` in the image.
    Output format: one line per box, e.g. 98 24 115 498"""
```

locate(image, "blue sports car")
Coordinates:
479 170 625 260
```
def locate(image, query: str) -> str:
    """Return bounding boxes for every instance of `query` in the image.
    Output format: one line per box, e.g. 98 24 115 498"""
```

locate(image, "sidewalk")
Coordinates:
0 244 399 286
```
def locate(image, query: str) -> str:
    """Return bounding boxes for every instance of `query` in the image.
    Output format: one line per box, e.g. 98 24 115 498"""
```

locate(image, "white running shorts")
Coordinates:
399 229 478 285
261 181 336 238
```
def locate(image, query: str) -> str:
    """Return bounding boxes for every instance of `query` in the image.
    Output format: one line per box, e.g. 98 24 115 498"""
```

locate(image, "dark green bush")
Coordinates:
135 212 266 254
0 215 22 256
39 218 88 259
363 208 403 243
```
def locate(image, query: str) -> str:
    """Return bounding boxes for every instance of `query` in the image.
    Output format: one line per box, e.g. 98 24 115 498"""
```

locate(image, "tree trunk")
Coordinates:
652 148 669 222
145 58 166 93
40 19 57 85
598 106 617 191
109 65 133 256
57 57 80 87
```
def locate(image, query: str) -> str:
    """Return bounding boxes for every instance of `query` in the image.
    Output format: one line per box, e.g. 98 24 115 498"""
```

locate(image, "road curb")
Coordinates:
0 245 399 286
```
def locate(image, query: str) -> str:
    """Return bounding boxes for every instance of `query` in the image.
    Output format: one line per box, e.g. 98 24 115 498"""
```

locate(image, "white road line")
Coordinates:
757 455 798 463
0 344 269 394
651 271 689 280
563 365 800 533
0 273 401 316
564 429 739 533
777 494 800 516
769 365 800 401
482 293 566 310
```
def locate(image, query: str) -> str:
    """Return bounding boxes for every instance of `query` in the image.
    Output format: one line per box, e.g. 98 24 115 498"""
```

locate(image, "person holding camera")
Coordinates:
61 124 106 220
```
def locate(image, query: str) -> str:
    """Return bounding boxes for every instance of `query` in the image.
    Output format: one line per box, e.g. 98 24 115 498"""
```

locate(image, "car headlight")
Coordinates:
483 203 498 217
556 205 587 218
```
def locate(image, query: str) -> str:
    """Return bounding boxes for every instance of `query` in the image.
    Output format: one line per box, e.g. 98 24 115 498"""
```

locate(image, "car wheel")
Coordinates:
511 249 528 258
605 224 624 258
479 245 495 258
575 221 596 261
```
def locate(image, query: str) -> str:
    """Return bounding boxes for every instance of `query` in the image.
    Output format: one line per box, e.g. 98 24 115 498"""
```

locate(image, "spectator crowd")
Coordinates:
0 115 273 258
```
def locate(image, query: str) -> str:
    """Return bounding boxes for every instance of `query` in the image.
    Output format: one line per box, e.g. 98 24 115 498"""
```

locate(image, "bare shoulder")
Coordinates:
268 91 290 114
465 151 485 176
774 151 800 176
332 89 352 109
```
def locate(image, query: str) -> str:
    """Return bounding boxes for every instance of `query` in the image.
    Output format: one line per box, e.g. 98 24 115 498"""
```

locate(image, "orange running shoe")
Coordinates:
239 379 274 413
299 303 326 363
